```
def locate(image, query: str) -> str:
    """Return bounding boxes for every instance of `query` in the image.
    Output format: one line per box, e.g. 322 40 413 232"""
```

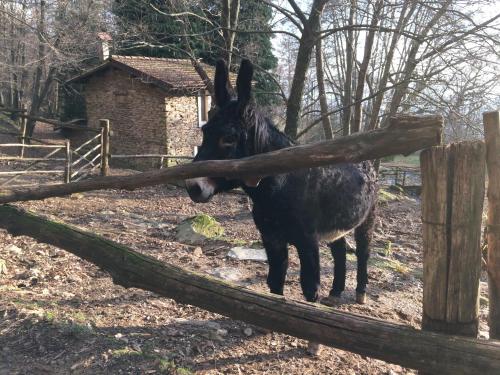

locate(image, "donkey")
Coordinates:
186 59 377 312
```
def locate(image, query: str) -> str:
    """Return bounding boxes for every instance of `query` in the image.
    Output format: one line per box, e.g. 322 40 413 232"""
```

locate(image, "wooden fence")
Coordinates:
97 119 193 176
0 117 193 186
0 133 71 187
379 162 421 187
70 131 102 181
0 114 499 373
0 123 105 185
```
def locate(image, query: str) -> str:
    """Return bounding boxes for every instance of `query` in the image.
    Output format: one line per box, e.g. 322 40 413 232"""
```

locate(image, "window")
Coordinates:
197 90 211 127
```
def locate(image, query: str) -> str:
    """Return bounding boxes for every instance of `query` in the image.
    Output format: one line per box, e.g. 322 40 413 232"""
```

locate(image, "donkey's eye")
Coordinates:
219 135 238 147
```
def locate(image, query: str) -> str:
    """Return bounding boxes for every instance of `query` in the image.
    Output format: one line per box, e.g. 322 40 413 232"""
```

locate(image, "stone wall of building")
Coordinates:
165 95 201 165
79 68 168 170
70 67 204 171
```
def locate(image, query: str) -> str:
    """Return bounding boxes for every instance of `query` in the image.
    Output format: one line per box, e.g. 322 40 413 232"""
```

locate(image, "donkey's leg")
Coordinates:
262 235 289 295
295 237 322 356
329 237 347 298
295 238 321 303
354 206 376 304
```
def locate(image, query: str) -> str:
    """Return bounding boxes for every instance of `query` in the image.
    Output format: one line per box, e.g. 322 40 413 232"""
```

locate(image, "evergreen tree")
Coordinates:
112 0 278 105
112 0 212 59
233 0 278 105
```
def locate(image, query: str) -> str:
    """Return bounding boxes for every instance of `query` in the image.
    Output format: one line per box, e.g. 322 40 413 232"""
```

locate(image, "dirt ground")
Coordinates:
0 172 491 374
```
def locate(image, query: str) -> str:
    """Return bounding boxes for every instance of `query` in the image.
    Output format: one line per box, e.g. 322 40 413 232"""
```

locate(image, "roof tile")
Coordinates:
68 55 237 92
112 55 215 90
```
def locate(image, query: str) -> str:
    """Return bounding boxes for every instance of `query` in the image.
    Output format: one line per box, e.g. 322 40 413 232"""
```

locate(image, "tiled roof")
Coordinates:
68 55 236 92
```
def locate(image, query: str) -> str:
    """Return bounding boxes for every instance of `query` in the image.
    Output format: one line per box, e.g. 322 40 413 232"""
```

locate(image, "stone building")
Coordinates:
67 54 217 169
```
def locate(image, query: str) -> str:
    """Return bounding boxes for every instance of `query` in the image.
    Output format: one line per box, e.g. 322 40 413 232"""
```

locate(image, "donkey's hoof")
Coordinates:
321 295 341 307
306 342 322 357
356 292 367 304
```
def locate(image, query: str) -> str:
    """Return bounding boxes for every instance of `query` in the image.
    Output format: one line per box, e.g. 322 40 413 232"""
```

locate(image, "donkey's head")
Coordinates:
185 59 258 203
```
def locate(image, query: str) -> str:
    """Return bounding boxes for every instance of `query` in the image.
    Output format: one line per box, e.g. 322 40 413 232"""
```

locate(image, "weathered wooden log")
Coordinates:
0 205 499 373
484 111 500 340
0 114 443 204
421 142 486 337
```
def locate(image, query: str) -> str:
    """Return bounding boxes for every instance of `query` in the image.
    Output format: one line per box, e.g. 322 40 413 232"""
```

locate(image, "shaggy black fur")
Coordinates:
186 59 378 303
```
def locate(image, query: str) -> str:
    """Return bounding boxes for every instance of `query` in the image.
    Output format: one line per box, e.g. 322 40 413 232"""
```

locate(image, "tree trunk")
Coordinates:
315 37 333 139
342 0 356 136
367 1 416 131
351 0 383 133
284 0 328 139
26 0 46 138
221 0 240 68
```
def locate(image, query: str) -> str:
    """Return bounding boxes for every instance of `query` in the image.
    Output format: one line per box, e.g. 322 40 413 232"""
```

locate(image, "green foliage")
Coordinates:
111 347 142 358
158 359 193 374
190 213 224 238
112 0 278 105
43 311 56 322
231 0 279 105
383 241 393 257
370 257 410 275
378 188 400 203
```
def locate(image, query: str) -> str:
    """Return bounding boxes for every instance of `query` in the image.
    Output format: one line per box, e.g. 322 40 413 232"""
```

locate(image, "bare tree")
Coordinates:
283 0 330 138
0 0 112 136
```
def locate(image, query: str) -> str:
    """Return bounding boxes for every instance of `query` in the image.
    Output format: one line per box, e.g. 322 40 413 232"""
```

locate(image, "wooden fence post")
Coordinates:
64 140 71 184
484 111 500 340
19 106 27 158
100 119 110 176
421 141 486 337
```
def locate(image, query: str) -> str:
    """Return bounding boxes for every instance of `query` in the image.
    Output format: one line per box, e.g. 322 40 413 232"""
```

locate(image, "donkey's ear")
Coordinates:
214 59 231 108
236 59 253 110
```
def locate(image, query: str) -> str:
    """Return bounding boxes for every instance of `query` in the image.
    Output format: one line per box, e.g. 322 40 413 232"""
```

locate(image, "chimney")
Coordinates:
97 32 113 61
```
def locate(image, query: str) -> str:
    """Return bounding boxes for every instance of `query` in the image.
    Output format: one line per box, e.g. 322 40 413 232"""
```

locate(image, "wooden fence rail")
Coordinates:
0 204 498 374
0 114 443 203
0 170 66 176
0 143 65 149
0 142 68 187
0 157 66 161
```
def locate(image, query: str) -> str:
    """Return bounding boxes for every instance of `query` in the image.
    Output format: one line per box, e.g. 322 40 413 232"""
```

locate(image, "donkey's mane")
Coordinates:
249 105 295 154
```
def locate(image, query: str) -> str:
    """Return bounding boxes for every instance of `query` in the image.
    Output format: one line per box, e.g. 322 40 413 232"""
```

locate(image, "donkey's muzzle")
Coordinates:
185 177 216 203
